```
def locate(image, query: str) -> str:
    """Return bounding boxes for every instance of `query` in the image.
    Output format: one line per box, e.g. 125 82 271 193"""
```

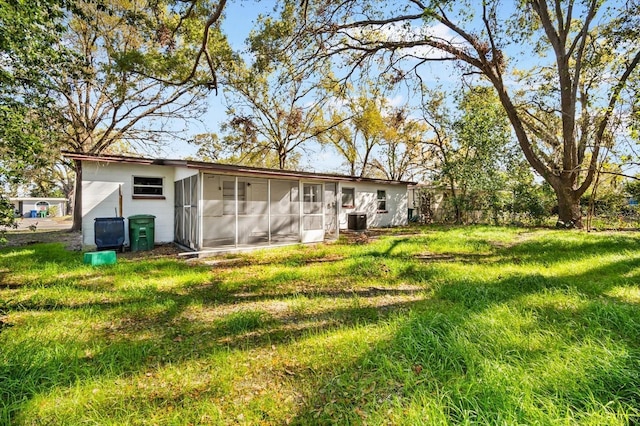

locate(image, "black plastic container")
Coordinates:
94 217 125 251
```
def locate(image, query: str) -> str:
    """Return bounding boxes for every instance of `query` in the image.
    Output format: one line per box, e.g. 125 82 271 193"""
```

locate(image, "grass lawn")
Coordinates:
1 226 639 425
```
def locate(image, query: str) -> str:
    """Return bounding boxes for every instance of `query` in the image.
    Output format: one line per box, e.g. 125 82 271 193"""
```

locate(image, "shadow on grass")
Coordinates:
289 255 640 424
0 294 427 423
1 231 640 423
493 233 640 265
0 247 430 423
362 230 640 269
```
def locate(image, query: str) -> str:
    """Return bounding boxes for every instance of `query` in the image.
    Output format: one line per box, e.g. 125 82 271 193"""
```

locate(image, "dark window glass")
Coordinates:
342 188 355 207
377 190 386 211
133 176 163 196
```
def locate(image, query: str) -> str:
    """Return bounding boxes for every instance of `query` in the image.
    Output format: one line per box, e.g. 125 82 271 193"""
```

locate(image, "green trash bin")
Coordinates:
128 214 156 252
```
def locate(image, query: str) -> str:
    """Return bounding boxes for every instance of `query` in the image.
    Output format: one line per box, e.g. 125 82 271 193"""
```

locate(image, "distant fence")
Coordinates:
408 186 640 229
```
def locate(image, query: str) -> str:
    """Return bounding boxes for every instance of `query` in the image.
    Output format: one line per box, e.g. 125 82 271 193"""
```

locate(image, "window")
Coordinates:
133 176 164 198
377 190 387 212
342 187 355 208
303 183 323 230
303 183 322 214
223 180 246 215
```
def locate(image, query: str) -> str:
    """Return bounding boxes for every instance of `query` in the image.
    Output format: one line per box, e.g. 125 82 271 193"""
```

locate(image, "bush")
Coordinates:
509 182 554 225
0 196 17 244
0 196 15 228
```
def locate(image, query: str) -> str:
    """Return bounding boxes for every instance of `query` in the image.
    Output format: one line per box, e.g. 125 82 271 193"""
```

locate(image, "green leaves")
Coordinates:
450 86 513 189
0 0 71 186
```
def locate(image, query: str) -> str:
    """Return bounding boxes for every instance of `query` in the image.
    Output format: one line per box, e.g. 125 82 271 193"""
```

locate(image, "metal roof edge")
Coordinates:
62 152 416 185
8 197 68 201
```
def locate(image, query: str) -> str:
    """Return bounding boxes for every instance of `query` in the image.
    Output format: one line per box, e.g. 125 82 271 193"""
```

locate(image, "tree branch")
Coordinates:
578 48 640 196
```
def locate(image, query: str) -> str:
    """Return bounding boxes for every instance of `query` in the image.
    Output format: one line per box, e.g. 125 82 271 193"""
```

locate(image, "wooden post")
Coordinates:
119 185 123 217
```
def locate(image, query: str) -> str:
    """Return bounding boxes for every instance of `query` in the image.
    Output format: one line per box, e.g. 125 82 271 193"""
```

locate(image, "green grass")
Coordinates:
1 226 639 424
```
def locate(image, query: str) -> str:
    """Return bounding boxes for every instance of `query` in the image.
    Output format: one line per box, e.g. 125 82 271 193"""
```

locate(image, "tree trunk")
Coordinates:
453 199 462 224
448 180 462 224
71 159 82 232
554 185 582 228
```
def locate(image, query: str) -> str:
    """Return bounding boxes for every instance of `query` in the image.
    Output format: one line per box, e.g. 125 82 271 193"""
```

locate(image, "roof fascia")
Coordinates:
63 152 416 185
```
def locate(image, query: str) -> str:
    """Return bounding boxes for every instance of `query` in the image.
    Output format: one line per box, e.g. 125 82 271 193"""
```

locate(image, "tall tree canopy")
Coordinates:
299 0 640 227
213 3 338 170
418 86 516 222
55 0 232 230
0 0 74 227
317 78 422 180
1 1 233 231
0 0 71 185
317 81 391 177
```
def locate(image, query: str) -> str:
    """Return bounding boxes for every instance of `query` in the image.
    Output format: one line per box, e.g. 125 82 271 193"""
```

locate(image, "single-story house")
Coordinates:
10 197 67 218
65 153 415 253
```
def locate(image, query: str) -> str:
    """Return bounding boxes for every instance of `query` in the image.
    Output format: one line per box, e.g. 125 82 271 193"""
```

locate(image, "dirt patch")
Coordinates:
1 228 185 259
118 244 185 260
415 253 456 262
415 252 496 263
2 229 83 251
340 228 426 245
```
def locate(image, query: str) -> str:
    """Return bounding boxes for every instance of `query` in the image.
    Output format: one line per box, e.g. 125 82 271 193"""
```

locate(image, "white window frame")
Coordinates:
222 180 247 215
132 176 164 198
342 187 355 208
377 190 387 212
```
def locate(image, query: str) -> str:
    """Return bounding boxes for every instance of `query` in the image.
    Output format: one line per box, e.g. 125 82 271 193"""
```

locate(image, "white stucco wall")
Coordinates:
338 182 408 229
81 162 175 248
174 167 199 182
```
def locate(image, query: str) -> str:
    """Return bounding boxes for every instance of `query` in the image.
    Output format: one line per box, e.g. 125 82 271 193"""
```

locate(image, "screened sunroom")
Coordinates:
174 172 338 252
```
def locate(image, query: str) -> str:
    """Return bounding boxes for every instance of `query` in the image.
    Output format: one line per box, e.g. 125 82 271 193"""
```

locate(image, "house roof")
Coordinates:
9 198 67 202
63 152 417 185
9 197 67 201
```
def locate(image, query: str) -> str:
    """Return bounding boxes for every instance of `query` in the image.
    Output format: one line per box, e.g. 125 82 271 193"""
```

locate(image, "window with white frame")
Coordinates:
377 190 387 212
223 180 246 215
342 187 355 208
133 176 164 197
303 183 322 214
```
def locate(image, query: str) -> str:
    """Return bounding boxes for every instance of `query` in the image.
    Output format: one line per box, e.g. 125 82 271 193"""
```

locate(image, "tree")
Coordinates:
370 106 423 181
300 0 640 227
53 0 231 231
317 81 390 177
584 158 629 228
419 86 515 223
316 110 358 174
453 86 515 223
151 0 229 91
625 178 640 202
216 3 336 170
26 162 74 202
0 0 72 226
508 162 555 225
190 132 301 169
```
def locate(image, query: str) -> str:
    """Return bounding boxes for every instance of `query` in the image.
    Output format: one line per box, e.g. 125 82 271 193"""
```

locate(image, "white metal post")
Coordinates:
234 176 238 247
299 180 303 241
267 179 272 244
199 173 204 250
321 183 325 238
